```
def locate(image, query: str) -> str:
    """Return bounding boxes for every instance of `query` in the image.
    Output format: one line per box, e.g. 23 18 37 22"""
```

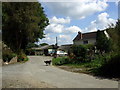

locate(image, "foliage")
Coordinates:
115 19 120 50
96 30 112 53
26 43 39 49
17 51 29 62
25 42 38 55
2 49 17 62
67 54 104 68
107 19 120 53
91 53 120 78
72 45 87 61
92 20 120 78
39 43 48 46
2 2 49 54
52 20 120 78
25 48 35 55
85 44 94 50
52 57 70 65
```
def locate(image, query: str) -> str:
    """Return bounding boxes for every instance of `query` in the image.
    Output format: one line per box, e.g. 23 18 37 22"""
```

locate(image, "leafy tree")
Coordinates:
114 19 120 52
40 43 48 46
26 43 39 49
96 30 111 53
2 2 49 54
106 19 120 52
25 42 39 55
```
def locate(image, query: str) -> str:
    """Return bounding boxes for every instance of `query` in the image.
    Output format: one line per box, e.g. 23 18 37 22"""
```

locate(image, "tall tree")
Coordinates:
2 2 49 54
115 19 120 51
106 19 120 52
96 30 111 53
26 43 39 49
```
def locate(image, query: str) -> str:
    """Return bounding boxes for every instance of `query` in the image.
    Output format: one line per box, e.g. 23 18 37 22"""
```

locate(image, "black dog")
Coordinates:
44 60 51 66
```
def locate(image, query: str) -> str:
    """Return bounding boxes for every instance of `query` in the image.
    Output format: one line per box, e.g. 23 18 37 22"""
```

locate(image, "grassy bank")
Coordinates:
52 54 120 79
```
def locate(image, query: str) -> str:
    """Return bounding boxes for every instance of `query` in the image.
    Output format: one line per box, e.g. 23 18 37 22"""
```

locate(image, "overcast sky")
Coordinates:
37 0 118 45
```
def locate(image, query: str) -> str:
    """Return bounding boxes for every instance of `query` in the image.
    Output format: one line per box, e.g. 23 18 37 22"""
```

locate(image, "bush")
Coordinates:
84 55 103 68
72 45 87 62
99 54 120 77
67 44 96 64
17 51 29 62
3 49 17 62
91 53 120 78
52 56 85 65
52 57 70 65
69 57 84 64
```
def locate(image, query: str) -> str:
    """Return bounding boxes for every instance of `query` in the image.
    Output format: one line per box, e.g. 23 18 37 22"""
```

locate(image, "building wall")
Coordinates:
58 45 72 52
73 38 96 45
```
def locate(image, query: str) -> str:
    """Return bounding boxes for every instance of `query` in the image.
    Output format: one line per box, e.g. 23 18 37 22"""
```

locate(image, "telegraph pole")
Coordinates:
54 37 58 58
56 37 58 46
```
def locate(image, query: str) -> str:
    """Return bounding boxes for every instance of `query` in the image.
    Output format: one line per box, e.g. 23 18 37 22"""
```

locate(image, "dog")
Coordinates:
44 60 51 66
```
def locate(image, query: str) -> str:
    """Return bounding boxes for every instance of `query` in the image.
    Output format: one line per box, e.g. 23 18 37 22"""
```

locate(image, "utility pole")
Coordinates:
54 37 58 58
56 37 58 46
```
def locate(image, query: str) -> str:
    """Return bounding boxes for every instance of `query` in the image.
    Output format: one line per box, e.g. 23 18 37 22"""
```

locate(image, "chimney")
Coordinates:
78 31 82 39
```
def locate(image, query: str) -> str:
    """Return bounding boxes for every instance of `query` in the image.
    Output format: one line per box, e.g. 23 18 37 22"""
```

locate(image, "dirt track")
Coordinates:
2 56 118 88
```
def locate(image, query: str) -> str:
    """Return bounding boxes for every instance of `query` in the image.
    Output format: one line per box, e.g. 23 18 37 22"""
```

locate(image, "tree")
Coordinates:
26 43 39 49
25 42 39 55
2 2 49 54
96 30 111 53
114 19 120 52
106 19 120 53
40 43 48 46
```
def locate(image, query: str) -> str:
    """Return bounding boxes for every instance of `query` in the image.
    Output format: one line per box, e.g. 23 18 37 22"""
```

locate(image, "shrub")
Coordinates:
98 54 120 77
72 45 87 57
72 45 87 63
85 44 94 50
69 57 83 64
91 53 120 78
52 57 70 65
17 51 29 62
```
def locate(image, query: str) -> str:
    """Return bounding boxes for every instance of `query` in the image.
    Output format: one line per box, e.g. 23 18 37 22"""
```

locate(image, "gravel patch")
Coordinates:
2 75 56 88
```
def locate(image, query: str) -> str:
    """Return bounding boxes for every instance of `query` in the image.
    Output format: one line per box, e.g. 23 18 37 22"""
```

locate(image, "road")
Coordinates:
2 56 118 88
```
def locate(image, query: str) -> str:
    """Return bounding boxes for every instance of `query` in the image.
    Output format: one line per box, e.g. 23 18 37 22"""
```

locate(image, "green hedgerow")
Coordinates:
52 57 70 65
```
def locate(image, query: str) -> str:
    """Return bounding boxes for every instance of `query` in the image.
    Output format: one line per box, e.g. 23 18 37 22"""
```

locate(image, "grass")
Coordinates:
52 56 69 65
52 55 103 74
63 57 103 69
60 61 101 74
54 54 120 80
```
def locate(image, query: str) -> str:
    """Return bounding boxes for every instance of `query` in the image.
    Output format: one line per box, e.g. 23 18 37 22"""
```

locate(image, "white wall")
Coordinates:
73 38 96 45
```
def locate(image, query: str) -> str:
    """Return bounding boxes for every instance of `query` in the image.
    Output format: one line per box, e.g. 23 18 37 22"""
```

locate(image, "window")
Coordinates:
83 40 88 44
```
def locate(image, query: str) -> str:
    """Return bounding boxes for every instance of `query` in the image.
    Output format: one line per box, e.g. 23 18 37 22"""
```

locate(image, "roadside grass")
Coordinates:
52 56 102 74
52 54 120 80
52 56 70 65
59 60 102 74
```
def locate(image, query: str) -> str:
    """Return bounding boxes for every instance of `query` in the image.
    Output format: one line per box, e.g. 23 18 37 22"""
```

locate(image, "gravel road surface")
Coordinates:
2 56 118 88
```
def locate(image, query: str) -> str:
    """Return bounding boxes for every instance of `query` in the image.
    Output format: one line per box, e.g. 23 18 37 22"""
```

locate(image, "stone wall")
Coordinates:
8 56 18 64
2 56 18 65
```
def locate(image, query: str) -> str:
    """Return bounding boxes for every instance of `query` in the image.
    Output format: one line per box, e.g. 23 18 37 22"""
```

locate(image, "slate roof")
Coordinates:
73 31 97 41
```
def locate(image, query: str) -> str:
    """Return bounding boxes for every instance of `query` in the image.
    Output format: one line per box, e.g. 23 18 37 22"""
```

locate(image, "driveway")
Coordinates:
2 56 118 88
